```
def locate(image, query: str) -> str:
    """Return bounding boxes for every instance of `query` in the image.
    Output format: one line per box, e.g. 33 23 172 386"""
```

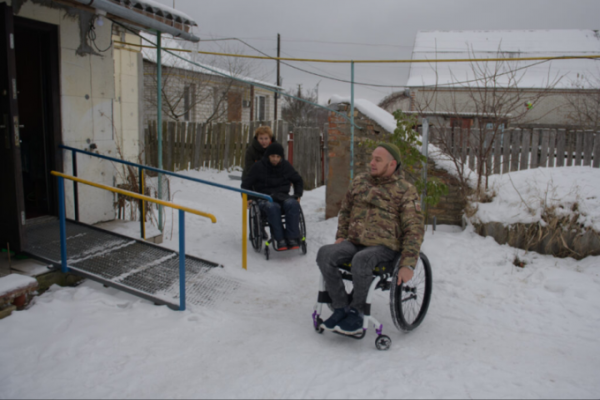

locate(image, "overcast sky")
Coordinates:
153 0 600 106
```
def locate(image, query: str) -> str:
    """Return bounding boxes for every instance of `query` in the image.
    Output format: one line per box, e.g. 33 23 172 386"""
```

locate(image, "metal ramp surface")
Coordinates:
23 217 238 309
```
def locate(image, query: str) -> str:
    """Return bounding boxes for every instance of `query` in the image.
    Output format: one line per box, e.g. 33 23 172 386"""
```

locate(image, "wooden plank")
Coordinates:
282 121 289 159
493 130 502 174
583 131 593 166
539 129 549 168
566 129 574 166
593 132 600 168
459 128 467 165
206 123 214 169
162 121 168 170
223 123 231 171
575 130 583 166
530 129 540 169
218 123 225 170
323 123 329 186
519 129 530 171
167 121 176 171
485 129 493 176
173 122 180 171
510 129 521 172
186 123 195 170
502 129 511 173
468 129 475 171
554 129 564 167
548 130 558 167
192 123 202 170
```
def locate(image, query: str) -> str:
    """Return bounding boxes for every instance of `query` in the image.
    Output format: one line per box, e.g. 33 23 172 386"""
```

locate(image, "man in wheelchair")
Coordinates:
242 142 304 250
316 143 424 335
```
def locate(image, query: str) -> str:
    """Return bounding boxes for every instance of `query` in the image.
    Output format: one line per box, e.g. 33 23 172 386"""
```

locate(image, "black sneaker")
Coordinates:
287 238 300 249
276 239 288 250
322 308 348 332
335 307 363 335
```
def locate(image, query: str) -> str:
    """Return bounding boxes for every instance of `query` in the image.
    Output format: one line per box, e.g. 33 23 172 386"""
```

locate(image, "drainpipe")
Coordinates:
157 31 163 232
71 0 200 42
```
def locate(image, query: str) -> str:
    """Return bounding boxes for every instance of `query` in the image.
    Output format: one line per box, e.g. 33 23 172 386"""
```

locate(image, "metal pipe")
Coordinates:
59 145 274 202
179 209 186 311
139 166 144 239
421 118 429 212
72 150 79 221
242 194 247 270
58 177 68 274
71 0 200 42
350 60 355 181
157 31 164 232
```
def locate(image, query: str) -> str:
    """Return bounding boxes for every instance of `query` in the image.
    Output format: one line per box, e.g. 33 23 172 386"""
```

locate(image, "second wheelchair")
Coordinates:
248 200 307 260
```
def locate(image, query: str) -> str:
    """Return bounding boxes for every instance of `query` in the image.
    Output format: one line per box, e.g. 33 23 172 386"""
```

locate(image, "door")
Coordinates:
14 16 61 220
0 3 26 252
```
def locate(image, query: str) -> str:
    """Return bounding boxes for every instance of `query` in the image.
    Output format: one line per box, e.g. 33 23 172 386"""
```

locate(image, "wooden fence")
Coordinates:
428 127 600 175
145 120 325 189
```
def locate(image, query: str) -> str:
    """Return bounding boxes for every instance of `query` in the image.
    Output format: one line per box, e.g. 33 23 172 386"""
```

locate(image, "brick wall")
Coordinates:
325 103 465 225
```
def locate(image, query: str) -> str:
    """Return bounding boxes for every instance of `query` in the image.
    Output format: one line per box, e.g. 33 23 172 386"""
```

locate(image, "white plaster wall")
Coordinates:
15 2 117 224
113 33 142 164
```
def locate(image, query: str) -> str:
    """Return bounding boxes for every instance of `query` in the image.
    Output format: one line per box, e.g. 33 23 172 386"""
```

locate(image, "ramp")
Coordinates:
23 217 238 310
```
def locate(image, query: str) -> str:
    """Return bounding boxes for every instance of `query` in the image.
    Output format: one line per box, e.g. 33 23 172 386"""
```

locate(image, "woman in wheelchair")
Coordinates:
314 143 430 350
242 142 303 251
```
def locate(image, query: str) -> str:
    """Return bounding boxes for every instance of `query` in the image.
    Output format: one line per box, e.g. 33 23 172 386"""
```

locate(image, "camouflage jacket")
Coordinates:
335 170 424 269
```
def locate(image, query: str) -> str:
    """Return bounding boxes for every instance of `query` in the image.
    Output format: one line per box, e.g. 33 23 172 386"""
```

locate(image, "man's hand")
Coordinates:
397 266 414 285
247 200 253 209
335 238 345 244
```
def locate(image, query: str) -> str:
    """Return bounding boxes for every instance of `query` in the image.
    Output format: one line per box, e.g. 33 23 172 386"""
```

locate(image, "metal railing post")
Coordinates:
58 176 69 273
72 149 79 221
242 193 248 270
350 60 355 181
178 209 186 311
139 166 145 239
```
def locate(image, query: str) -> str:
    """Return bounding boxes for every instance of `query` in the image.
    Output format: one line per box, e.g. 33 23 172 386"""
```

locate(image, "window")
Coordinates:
254 95 266 121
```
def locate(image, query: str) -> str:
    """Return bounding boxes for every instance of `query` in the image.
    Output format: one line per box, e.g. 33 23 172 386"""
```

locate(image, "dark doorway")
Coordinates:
14 16 61 220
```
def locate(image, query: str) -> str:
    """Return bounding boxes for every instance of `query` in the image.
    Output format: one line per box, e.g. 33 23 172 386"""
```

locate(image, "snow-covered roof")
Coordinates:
141 33 281 90
114 0 197 26
407 30 600 89
329 95 398 133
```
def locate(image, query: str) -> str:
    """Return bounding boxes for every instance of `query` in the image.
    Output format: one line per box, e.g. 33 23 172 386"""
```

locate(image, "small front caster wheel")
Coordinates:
375 335 391 351
315 317 324 334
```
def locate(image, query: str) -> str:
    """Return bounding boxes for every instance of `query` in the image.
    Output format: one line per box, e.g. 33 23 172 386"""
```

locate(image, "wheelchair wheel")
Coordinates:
299 209 307 254
249 202 263 253
389 252 432 332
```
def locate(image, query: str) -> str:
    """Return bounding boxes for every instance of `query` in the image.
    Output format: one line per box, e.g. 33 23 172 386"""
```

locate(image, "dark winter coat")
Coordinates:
241 155 303 203
241 137 276 180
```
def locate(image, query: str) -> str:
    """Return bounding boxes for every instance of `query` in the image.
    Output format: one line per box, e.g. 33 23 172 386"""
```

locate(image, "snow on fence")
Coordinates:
428 127 600 175
145 120 325 190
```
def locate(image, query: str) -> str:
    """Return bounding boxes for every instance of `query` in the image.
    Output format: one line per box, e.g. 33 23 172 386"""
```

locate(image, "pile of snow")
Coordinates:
0 274 37 298
472 166 600 231
1 168 600 398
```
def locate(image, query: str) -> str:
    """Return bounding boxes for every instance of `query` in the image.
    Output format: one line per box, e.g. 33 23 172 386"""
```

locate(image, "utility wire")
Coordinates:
110 19 362 129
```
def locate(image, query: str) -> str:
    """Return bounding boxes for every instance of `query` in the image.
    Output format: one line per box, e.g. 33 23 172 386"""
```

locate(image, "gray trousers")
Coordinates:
316 240 397 314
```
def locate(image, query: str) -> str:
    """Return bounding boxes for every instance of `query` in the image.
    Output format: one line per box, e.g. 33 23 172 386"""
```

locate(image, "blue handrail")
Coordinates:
59 144 273 202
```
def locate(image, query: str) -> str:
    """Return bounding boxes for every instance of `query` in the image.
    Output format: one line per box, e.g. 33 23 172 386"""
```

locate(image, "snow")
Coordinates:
472 166 600 231
1 169 600 398
407 30 600 89
0 274 37 297
330 95 398 134
127 0 197 25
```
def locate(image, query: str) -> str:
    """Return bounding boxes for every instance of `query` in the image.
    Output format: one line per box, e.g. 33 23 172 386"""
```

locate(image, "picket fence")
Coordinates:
144 120 325 190
428 127 600 174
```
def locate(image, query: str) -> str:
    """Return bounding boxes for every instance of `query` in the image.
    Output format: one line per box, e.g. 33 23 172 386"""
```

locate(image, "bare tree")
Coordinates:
144 41 267 123
414 47 563 199
282 84 329 128
564 67 600 130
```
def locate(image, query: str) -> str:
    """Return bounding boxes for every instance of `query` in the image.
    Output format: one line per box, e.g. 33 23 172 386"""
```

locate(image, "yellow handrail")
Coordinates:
51 171 217 223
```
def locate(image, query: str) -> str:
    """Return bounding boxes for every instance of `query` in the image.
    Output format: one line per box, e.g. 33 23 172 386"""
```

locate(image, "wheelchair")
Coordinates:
248 200 307 260
312 252 432 350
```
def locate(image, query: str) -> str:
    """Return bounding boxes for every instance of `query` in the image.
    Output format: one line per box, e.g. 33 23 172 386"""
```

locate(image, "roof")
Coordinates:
406 30 600 89
141 32 281 90
113 0 197 27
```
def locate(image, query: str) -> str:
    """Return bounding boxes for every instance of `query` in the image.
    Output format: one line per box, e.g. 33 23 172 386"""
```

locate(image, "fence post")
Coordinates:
139 167 145 239
179 209 186 311
72 150 79 222
58 176 68 274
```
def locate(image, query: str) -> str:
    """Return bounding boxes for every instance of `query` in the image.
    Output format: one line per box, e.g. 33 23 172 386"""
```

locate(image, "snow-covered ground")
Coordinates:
472 166 600 231
1 169 600 399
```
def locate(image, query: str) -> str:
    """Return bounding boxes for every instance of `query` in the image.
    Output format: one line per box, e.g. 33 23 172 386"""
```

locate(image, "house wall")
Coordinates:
407 88 589 127
113 31 143 164
14 1 117 224
142 60 281 127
